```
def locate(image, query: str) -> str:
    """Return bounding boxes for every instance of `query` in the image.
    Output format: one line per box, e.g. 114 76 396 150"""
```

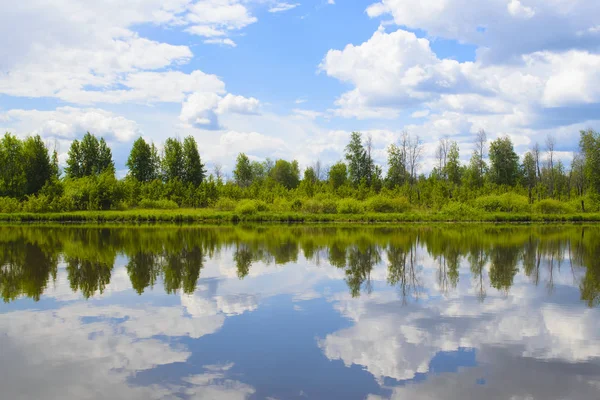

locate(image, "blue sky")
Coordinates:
1 0 599 176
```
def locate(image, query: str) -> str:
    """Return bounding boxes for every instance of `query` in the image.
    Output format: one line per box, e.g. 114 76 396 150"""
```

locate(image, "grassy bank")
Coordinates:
1 208 600 223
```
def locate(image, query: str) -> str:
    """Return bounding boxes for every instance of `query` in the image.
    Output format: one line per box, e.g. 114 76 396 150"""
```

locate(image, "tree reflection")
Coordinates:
126 252 161 295
345 244 380 298
234 244 253 279
163 246 204 294
387 244 422 304
1 225 600 306
66 257 113 299
0 242 58 302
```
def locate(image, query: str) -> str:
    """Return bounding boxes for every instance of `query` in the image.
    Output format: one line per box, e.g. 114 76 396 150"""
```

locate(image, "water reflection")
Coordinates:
0 225 600 399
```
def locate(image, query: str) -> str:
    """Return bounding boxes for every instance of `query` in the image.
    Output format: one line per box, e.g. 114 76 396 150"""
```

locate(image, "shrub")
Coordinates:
440 202 481 219
21 195 53 213
473 193 530 213
337 198 364 214
214 198 237 211
291 199 303 211
235 199 258 215
366 196 410 213
533 199 574 215
138 199 179 210
302 199 338 214
0 197 22 213
254 200 269 212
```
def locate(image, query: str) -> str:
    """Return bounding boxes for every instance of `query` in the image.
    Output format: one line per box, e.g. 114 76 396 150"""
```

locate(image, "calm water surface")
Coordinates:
1 225 600 399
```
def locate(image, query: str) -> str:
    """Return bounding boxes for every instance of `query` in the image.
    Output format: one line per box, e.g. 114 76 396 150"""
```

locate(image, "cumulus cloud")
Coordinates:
1 107 140 142
0 0 257 106
217 94 261 115
365 0 600 62
179 92 261 130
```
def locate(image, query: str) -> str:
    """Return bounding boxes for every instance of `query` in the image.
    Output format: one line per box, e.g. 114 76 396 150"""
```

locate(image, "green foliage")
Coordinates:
182 136 206 186
473 193 530 213
345 132 374 187
214 198 237 211
0 197 22 213
0 133 26 198
233 153 253 188
127 137 158 182
386 143 408 188
439 202 481 219
23 135 53 196
580 129 600 193
302 199 338 214
328 162 347 190
445 141 462 185
489 136 520 186
533 199 575 214
337 198 364 214
235 199 259 215
138 199 179 209
365 196 410 213
66 132 114 178
162 138 184 182
270 159 300 189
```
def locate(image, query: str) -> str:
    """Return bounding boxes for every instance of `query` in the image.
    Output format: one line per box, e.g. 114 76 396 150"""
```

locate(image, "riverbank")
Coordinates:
1 208 600 223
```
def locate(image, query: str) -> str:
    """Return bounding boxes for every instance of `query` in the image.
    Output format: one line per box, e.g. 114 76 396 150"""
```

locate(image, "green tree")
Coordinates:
233 153 253 188
66 132 113 178
127 137 156 182
98 138 115 175
0 133 26 198
386 143 407 188
65 139 83 178
270 159 300 189
345 132 368 187
303 167 317 184
328 162 347 190
489 136 520 186
580 129 600 193
162 138 184 182
444 141 461 185
522 151 537 202
182 136 206 186
22 135 52 196
80 132 100 176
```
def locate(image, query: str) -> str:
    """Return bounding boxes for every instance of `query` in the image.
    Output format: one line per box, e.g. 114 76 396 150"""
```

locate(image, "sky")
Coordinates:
1 0 599 177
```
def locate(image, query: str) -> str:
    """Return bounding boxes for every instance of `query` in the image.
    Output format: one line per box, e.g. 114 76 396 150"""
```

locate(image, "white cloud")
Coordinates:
179 92 261 129
0 0 257 106
2 107 140 142
292 109 324 120
186 0 257 33
507 0 536 19
268 2 300 13
204 38 238 47
365 0 600 62
217 94 261 115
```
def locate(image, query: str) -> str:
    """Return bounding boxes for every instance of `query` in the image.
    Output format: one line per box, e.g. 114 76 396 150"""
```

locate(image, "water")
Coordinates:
1 224 600 399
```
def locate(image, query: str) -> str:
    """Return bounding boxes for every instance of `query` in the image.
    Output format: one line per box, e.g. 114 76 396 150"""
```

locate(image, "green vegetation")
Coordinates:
0 129 599 222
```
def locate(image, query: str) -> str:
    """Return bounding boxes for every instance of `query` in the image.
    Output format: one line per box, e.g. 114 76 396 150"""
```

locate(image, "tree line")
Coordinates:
0 128 599 213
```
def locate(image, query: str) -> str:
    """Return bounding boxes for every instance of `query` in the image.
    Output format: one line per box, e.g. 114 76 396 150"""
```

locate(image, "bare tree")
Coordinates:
475 129 487 179
546 135 556 198
213 163 223 180
313 160 324 181
408 134 423 181
532 142 541 181
365 133 374 182
435 137 450 178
